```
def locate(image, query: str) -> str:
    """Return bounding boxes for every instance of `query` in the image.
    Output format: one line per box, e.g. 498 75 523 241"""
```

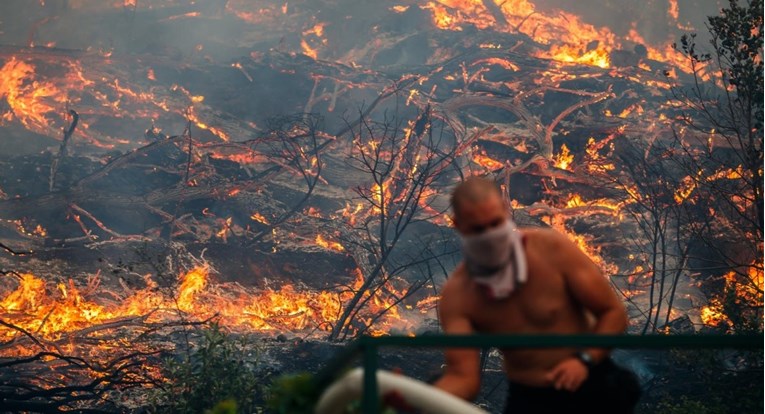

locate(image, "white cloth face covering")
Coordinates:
461 218 528 299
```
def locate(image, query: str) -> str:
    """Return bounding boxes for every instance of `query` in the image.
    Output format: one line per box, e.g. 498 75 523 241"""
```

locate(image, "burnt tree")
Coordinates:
669 0 763 331
328 107 459 340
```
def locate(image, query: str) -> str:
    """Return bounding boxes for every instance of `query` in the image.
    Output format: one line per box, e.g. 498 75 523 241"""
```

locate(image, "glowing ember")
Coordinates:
472 148 505 170
565 194 621 215
250 212 270 224
315 234 345 252
674 174 698 204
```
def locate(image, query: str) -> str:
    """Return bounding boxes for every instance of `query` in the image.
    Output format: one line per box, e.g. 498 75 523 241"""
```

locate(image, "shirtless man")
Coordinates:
433 177 640 414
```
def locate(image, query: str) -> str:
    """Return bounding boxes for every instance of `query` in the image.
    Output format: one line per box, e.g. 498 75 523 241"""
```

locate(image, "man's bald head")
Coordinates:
450 177 503 219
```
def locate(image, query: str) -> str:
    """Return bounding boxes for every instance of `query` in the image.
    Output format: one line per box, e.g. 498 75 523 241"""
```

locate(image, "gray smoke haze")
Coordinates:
538 0 723 42
0 0 725 59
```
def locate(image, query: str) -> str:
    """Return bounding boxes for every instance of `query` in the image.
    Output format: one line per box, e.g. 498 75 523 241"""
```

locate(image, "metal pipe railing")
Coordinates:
315 334 763 414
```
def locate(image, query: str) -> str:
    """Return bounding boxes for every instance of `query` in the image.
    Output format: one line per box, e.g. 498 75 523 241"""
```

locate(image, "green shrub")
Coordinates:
150 323 264 414
266 372 319 413
266 372 401 414
655 397 727 414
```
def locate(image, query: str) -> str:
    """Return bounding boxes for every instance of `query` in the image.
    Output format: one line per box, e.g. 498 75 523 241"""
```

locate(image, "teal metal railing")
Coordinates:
315 334 763 414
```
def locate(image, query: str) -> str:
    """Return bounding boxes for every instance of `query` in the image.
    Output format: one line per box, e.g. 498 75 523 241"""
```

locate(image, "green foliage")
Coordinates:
266 372 401 414
205 399 238 414
719 280 764 333
679 0 763 122
266 372 319 414
707 0 764 126
151 323 264 414
646 347 764 414
674 0 764 334
656 396 727 414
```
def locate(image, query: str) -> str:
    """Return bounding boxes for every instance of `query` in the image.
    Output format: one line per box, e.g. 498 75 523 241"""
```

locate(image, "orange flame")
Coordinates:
315 234 345 252
0 264 433 344
553 143 574 170
472 149 505 170
250 212 270 224
674 175 698 204
668 0 680 21
702 266 764 328
565 194 621 214
177 266 209 311
338 202 365 226
371 182 392 214
422 0 699 72
546 44 611 69
0 273 45 312
545 216 616 274
0 58 81 133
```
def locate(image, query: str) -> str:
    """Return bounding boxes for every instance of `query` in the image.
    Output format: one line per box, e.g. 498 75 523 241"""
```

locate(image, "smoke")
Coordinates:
0 0 755 362
0 0 725 57
536 0 723 44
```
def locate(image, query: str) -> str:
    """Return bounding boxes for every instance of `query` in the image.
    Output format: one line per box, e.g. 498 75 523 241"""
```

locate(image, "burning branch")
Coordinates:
329 106 459 340
0 317 168 413
246 114 328 243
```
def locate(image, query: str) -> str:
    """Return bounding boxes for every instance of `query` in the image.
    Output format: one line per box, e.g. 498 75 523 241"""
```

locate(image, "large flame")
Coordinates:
421 0 696 71
0 57 88 134
0 54 238 149
0 265 432 346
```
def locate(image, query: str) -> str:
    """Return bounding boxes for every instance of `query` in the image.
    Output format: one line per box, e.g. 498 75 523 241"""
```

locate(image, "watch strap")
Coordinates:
575 351 595 369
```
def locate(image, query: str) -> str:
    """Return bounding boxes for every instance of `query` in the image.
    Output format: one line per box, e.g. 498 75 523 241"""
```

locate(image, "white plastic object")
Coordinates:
314 367 489 414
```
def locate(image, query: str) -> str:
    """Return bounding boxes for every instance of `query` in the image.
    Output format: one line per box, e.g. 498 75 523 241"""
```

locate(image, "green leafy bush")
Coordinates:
266 372 319 413
266 372 402 414
150 323 264 414
655 397 727 414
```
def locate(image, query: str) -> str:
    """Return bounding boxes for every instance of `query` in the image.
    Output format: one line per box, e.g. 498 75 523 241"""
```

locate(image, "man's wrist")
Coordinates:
575 350 596 369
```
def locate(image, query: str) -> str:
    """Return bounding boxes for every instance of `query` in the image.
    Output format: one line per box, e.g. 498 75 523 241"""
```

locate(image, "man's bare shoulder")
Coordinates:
442 263 468 295
440 264 471 310
520 227 574 263
522 226 596 277
520 226 567 247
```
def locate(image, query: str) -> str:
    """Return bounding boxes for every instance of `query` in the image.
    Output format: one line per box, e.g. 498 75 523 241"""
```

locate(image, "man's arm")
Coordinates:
555 231 628 362
544 231 629 391
432 281 481 400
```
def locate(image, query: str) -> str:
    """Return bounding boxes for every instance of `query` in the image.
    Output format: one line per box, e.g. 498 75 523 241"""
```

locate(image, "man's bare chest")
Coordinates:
466 271 572 333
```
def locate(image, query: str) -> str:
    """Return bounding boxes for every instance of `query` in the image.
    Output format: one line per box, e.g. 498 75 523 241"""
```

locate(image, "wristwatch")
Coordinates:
575 351 595 369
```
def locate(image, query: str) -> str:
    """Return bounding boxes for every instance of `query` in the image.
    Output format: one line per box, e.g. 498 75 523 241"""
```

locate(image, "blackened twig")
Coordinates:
49 110 79 192
0 242 31 256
